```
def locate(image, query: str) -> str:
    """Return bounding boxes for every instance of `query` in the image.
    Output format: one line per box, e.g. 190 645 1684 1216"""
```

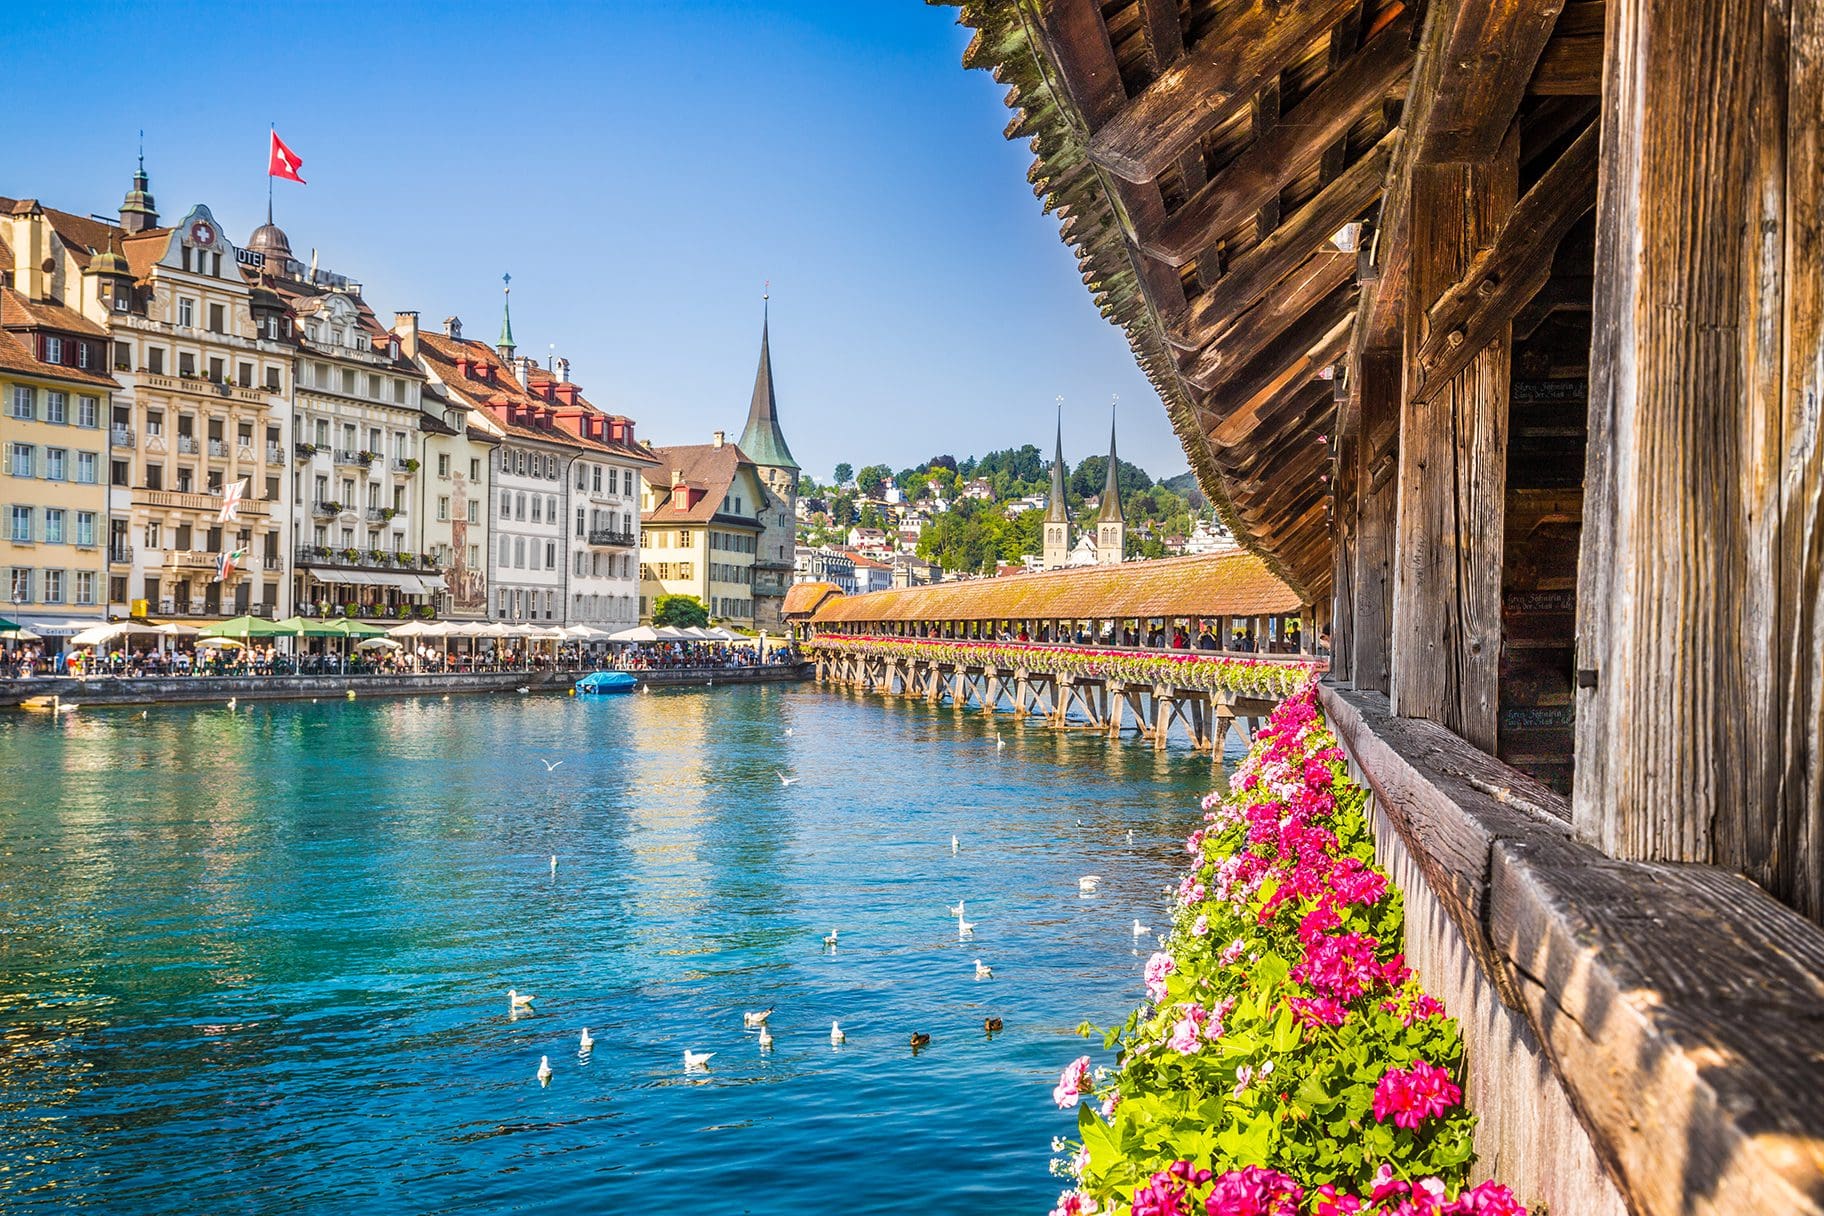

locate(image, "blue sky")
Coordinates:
5 1 1187 482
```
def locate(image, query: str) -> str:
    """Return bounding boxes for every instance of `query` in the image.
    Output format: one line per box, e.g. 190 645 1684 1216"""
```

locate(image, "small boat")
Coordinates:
574 671 639 696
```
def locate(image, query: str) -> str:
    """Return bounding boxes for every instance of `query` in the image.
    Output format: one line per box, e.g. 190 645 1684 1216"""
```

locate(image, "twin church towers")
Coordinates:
1041 405 1126 571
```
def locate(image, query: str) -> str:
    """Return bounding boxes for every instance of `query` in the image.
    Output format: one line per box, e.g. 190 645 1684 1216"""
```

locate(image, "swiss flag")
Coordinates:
268 130 306 184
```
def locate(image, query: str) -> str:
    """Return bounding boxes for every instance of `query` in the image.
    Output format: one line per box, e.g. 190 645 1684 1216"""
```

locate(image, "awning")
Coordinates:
14 615 107 637
418 573 448 592
365 570 426 593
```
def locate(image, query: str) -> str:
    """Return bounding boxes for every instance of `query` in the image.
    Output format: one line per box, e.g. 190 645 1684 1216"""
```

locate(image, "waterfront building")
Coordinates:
257 223 439 621
640 433 768 624
0 313 116 630
795 544 856 595
411 308 650 627
7 173 295 620
735 308 799 631
1041 416 1071 570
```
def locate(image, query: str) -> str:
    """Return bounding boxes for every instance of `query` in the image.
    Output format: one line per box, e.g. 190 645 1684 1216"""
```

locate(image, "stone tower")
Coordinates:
1095 406 1126 564
1043 410 1072 570
739 297 799 631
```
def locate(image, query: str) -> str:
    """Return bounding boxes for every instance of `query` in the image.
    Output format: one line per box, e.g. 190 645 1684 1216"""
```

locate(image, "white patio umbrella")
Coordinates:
71 622 135 648
653 626 691 641
608 625 659 643
154 622 199 636
701 626 743 642
389 620 438 638
194 636 244 649
357 637 402 651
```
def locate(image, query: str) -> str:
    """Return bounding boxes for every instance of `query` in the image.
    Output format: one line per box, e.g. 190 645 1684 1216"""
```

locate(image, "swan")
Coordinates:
536 1055 553 1085
516 686 530 695
225 697 237 710
995 732 1005 750
345 689 356 700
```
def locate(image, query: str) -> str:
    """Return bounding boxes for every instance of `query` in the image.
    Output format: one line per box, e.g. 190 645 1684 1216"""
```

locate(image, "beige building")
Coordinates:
407 365 496 621
641 434 768 623
0 324 115 629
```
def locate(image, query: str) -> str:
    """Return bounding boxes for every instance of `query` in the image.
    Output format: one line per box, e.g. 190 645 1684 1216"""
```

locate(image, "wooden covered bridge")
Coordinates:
939 1 1824 1215
798 551 1321 754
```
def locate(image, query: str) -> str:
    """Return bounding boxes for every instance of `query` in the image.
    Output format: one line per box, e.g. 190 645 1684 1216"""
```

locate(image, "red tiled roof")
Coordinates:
0 197 122 271
121 229 173 281
643 443 760 525
415 331 654 464
0 328 117 389
1 288 108 336
811 552 1302 624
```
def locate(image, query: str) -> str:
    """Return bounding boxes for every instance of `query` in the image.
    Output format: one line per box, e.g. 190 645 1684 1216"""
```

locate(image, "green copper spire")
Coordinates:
737 292 799 471
1098 398 1125 524
497 273 516 357
119 134 158 234
1046 398 1070 524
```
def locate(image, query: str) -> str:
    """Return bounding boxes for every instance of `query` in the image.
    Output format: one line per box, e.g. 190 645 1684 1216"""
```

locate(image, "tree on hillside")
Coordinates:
828 491 855 526
832 462 854 485
1069 455 1154 500
653 594 710 628
858 503 882 531
856 464 890 497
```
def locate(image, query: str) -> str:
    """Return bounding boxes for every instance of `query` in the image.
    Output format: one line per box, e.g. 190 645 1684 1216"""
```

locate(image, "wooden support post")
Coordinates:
1353 347 1399 692
1574 0 1824 919
1154 688 1173 751
1014 669 1031 719
1389 130 1519 752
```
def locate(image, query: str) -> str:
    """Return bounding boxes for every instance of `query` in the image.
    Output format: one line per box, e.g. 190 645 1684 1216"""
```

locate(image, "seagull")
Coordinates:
984 1016 1004 1033
1079 875 1102 894
830 1020 845 1046
550 855 558 875
743 1008 774 1028
1132 919 1151 937
757 1025 774 1050
442 694 451 703
641 684 651 695
1127 829 1135 844
539 758 564 772
947 900 965 917
225 697 237 710
311 698 319 704
579 1028 595 1053
784 728 795 737
974 959 994 980
139 710 148 719
508 989 536 1010
951 835 959 855
823 929 839 947
536 1055 553 1085
909 1032 932 1051
516 686 530 695
776 771 799 787
958 918 976 937
683 1049 714 1071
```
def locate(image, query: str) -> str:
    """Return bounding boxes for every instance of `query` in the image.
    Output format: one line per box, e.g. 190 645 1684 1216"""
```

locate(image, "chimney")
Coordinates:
713 430 725 449
443 316 462 339
14 207 46 301
514 356 533 389
393 311 419 359
671 466 684 488
556 357 571 384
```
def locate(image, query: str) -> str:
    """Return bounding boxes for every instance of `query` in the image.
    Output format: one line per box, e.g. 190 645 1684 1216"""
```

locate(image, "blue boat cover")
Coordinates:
575 671 640 694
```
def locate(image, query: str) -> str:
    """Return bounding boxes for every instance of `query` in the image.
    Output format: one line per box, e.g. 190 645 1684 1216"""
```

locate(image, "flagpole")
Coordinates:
267 122 274 225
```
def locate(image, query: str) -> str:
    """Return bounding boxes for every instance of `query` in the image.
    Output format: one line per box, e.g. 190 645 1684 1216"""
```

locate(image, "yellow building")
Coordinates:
640 435 767 623
0 327 115 630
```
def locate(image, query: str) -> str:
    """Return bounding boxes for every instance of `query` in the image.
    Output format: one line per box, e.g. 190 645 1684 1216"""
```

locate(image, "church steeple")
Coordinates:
1043 397 1073 569
119 139 158 234
1095 399 1126 564
737 292 799 471
497 273 516 359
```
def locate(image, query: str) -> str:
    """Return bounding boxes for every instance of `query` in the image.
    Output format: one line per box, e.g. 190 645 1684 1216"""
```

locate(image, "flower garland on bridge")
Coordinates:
807 635 1317 700
1047 687 1529 1216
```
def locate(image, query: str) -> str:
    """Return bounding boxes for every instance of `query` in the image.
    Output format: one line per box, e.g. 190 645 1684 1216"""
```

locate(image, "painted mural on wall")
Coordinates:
448 469 488 613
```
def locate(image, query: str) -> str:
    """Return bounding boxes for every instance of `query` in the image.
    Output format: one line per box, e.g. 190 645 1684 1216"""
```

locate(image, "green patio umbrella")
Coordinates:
0 615 21 633
198 614 291 639
273 615 347 637
325 619 389 639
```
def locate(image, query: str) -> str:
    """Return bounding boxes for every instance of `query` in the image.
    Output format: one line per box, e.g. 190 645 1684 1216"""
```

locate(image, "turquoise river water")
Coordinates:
0 684 1232 1214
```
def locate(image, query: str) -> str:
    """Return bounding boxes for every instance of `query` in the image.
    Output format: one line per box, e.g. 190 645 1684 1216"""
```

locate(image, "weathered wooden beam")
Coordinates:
1086 0 1360 184
1527 33 1603 94
1183 265 1357 389
1419 0 1571 163
1253 80 1283 237
1575 0 1824 921
1173 129 1396 345
1350 348 1399 692
1212 315 1353 447
1390 133 1518 752
1412 120 1599 400
1144 10 1414 267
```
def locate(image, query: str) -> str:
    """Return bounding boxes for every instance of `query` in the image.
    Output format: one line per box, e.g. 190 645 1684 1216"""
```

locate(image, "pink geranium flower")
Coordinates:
1053 1056 1093 1109
1372 1060 1463 1129
1203 1166 1303 1216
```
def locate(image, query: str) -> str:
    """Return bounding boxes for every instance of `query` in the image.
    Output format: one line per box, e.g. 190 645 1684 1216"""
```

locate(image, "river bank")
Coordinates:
0 663 812 707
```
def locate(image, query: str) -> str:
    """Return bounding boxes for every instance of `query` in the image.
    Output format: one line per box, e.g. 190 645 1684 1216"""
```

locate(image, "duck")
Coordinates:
757 1025 774 1050
683 1049 714 1071
536 1055 553 1086
579 1028 595 1053
974 959 994 980
742 1008 774 1028
508 988 536 1010
830 1020 846 1046
909 1032 932 1052
984 1016 1004 1034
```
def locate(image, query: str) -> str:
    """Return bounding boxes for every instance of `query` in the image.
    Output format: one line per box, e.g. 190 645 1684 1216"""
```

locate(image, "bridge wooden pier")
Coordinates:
815 642 1285 757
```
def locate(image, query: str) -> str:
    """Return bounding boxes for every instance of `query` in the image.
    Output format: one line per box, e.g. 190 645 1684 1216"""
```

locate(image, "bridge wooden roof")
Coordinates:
810 552 1300 624
939 0 1600 599
783 582 845 619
